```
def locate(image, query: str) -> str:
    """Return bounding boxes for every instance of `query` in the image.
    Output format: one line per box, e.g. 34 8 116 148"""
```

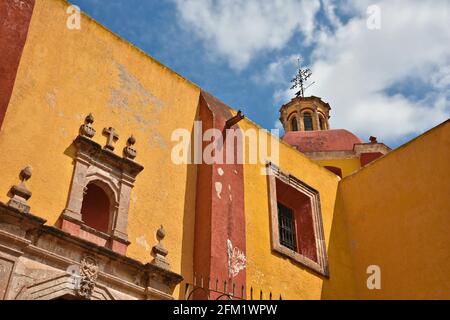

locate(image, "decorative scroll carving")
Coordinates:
77 255 98 299
7 166 32 213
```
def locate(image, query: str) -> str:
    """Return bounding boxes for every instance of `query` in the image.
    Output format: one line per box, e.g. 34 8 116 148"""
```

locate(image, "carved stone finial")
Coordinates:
77 255 98 300
370 136 378 144
79 113 96 138
151 225 170 270
7 166 33 213
156 225 165 241
123 135 137 160
102 127 119 151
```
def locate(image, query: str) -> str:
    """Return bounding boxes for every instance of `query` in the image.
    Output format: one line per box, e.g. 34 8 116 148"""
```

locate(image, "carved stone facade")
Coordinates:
60 115 144 255
0 125 182 300
0 201 182 300
77 255 99 299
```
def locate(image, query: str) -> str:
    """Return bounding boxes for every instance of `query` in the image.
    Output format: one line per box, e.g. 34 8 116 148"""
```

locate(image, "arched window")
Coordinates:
291 117 298 131
319 115 326 130
303 113 313 131
80 183 111 233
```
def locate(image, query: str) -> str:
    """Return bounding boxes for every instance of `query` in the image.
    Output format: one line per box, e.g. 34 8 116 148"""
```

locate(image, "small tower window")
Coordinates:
291 117 298 131
80 183 111 233
303 113 313 131
319 116 326 130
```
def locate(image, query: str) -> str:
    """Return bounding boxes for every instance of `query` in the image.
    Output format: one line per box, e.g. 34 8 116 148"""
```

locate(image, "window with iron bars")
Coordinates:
277 203 297 251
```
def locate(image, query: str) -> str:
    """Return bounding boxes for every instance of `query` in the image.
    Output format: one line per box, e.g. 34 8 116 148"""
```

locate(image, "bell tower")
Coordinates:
280 96 331 132
280 57 331 132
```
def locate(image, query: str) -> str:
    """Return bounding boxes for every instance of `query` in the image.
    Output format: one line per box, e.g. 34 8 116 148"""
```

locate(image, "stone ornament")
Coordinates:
123 135 137 160
151 226 170 270
61 121 144 255
102 127 119 151
7 166 33 213
77 255 99 299
79 113 96 138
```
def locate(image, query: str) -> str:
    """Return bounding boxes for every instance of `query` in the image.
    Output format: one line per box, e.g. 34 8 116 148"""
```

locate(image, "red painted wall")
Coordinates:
360 152 384 167
193 92 247 299
0 0 35 130
80 184 111 233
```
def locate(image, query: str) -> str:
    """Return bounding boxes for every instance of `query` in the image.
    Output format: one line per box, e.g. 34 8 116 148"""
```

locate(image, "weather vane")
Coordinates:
290 57 314 98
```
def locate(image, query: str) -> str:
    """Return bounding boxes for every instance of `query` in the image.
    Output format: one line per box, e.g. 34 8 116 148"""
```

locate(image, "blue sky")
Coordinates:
69 0 449 148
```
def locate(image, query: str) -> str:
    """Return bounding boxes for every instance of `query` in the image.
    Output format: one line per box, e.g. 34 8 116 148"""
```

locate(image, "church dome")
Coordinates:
283 129 364 153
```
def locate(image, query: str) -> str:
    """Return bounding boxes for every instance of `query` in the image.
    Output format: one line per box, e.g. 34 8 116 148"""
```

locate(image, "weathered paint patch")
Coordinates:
45 89 57 109
136 236 150 252
110 62 164 111
109 62 168 149
227 239 246 278
215 182 222 199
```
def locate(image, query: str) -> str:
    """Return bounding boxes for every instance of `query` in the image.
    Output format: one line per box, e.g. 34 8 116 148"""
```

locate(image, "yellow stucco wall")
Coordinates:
2 0 447 301
331 120 450 299
240 119 346 299
0 0 200 298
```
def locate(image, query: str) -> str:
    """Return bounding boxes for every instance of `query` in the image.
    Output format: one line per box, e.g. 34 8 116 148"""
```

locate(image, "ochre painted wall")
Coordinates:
240 119 345 299
2 0 448 301
0 0 200 298
327 120 450 299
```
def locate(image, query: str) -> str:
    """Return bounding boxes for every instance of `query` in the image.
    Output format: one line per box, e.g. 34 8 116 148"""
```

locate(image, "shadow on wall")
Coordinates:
320 189 357 300
178 107 200 300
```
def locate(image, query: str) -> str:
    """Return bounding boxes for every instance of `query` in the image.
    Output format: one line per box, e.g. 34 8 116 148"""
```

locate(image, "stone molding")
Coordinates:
266 163 329 277
353 142 391 156
61 133 144 254
0 203 183 300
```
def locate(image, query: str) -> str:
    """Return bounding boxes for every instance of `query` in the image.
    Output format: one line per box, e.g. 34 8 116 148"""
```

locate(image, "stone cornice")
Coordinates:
0 202 183 298
353 142 391 156
279 96 332 112
74 135 144 178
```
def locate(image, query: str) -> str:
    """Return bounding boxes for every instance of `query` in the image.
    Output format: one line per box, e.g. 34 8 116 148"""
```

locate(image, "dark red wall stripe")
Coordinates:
193 92 247 299
0 0 35 131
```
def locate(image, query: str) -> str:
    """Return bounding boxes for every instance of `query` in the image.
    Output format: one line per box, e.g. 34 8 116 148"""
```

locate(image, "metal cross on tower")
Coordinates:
290 57 313 98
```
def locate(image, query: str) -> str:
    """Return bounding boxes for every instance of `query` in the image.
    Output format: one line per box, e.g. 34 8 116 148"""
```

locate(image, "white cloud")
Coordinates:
173 0 321 70
274 0 450 143
253 54 299 85
174 0 449 143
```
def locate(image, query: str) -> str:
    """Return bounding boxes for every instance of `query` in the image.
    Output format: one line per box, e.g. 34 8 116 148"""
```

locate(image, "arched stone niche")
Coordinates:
60 131 144 255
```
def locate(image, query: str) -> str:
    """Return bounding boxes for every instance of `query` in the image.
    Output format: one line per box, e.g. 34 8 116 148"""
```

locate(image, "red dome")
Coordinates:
283 129 364 153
